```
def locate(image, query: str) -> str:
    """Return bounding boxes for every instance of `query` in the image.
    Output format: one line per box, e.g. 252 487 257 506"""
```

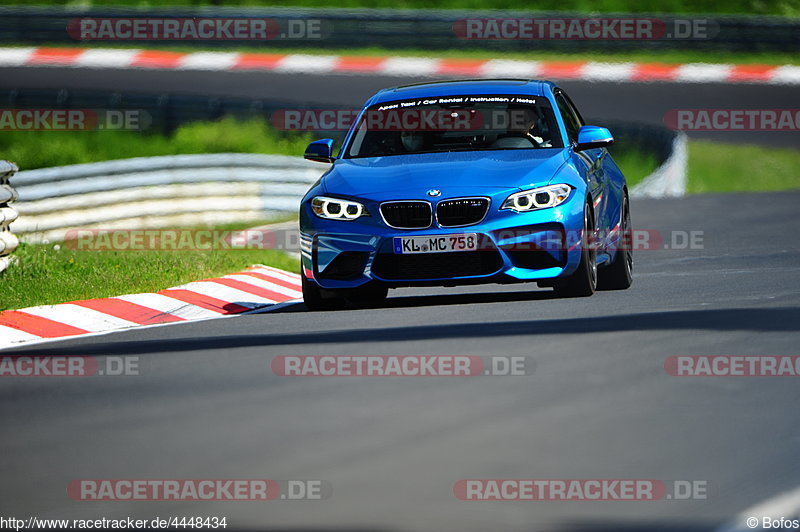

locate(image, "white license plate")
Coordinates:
393 233 479 254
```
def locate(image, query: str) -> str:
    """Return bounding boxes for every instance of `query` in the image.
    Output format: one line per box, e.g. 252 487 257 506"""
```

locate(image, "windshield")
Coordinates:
344 94 563 158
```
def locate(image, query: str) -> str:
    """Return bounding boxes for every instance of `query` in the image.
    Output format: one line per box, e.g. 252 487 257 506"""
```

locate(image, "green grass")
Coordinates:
611 149 660 188
2 242 299 311
615 139 800 194
687 139 800 194
3 0 799 16
1 116 313 170
617 139 800 194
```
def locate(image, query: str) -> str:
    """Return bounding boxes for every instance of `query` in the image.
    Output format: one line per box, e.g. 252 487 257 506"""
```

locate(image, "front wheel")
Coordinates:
552 202 597 298
597 194 633 291
301 269 346 311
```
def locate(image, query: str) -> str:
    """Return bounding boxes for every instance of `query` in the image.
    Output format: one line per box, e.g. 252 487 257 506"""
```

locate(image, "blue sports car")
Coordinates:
299 79 632 310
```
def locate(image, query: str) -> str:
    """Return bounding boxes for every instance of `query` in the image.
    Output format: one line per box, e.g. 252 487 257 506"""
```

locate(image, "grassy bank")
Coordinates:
687 140 800 194
2 242 299 311
0 117 313 170
611 149 659 188
620 139 800 194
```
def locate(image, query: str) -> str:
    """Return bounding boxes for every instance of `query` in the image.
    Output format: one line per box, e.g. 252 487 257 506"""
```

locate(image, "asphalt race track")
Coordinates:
2 66 799 147
2 191 799 531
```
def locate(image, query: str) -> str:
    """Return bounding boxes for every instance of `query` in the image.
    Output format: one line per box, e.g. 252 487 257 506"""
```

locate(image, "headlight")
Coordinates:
311 196 369 220
501 184 572 212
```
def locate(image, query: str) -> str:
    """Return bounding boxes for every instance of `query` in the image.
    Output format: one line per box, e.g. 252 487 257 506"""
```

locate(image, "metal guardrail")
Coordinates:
0 6 797 52
12 153 324 244
0 160 19 273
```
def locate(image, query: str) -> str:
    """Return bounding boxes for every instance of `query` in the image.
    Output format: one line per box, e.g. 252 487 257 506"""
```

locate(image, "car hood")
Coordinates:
322 149 568 201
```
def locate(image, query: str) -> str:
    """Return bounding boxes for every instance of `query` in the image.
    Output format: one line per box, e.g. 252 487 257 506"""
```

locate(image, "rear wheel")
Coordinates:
598 194 633 291
301 269 346 311
553 202 597 298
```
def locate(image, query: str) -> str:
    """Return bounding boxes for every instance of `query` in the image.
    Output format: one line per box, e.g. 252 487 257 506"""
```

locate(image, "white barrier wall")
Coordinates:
0 161 19 273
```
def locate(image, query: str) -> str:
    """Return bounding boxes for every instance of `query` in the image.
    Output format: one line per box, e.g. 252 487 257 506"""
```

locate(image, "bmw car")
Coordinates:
299 79 632 310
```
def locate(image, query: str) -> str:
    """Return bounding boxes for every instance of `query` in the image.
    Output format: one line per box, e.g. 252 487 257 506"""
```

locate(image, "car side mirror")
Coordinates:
575 126 614 152
304 139 336 163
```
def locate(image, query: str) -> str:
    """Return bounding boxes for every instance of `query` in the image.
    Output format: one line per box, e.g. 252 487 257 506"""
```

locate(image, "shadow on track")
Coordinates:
11 306 800 357
269 287 559 314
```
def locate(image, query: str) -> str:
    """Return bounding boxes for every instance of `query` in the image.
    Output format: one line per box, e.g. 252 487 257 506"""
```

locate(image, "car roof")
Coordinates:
366 79 555 106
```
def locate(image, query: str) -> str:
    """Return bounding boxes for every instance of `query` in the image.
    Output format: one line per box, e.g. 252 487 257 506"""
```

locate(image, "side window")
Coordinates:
555 92 581 145
561 91 586 128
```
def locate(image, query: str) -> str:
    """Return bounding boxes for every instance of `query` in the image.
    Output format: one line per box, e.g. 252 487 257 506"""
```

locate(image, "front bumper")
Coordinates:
301 194 586 290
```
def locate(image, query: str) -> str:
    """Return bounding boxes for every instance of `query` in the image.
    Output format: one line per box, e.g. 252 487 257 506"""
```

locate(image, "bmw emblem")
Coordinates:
427 189 442 197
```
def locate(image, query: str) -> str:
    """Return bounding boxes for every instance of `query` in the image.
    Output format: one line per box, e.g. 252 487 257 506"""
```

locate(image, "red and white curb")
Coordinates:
0 264 301 350
0 46 798 84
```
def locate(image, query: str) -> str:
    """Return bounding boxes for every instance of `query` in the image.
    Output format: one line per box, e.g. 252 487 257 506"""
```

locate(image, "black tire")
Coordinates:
301 269 346 311
598 194 633 291
552 202 597 298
